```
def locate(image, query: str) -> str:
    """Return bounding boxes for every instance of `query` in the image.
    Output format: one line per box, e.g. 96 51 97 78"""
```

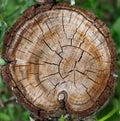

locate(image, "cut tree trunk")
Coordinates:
1 2 117 121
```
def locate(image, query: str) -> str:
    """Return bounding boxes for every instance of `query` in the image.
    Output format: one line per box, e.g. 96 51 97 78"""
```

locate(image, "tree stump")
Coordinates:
1 2 117 121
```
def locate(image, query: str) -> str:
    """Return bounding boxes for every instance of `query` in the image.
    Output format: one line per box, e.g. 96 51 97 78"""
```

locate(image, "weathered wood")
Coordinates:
1 2 117 120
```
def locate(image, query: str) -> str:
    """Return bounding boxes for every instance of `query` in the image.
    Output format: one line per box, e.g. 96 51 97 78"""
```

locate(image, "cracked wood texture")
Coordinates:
1 3 117 120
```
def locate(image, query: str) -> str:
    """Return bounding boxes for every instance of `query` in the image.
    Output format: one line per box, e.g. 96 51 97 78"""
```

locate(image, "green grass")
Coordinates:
0 0 120 121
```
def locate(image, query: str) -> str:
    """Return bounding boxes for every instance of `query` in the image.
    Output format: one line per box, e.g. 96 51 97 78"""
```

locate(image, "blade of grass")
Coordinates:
98 99 118 121
60 115 64 121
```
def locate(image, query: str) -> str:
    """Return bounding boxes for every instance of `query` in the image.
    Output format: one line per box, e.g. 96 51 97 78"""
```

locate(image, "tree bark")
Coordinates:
1 2 117 121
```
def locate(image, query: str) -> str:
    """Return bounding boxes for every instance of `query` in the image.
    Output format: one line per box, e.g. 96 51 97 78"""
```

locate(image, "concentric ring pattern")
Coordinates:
2 3 117 120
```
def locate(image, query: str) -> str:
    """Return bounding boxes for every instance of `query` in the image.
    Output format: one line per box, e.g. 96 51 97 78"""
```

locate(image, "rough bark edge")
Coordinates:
1 2 118 120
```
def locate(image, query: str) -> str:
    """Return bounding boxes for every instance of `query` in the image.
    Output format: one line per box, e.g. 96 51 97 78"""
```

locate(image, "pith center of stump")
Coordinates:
57 90 68 103
59 46 83 79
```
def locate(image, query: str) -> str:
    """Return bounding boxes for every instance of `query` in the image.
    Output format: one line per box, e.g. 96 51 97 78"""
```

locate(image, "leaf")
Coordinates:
21 111 29 120
60 115 64 121
7 104 15 121
56 0 64 2
0 0 8 11
117 0 120 8
0 112 10 121
118 98 120 115
70 0 75 5
112 17 120 35
0 76 4 87
112 17 120 51
0 20 7 49
0 58 6 66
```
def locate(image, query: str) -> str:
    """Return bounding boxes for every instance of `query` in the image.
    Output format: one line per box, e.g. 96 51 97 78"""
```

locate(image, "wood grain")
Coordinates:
1 3 117 120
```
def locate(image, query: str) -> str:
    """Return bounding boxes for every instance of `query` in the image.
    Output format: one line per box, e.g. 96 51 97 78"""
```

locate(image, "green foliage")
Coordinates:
0 58 6 66
60 115 64 121
0 0 120 121
0 112 11 121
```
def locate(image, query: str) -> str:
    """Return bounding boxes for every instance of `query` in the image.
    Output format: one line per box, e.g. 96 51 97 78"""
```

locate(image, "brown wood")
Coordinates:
1 2 117 120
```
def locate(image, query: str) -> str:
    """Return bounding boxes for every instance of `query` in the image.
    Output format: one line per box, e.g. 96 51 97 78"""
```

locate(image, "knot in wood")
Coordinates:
1 3 117 120
57 90 68 107
58 93 65 101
